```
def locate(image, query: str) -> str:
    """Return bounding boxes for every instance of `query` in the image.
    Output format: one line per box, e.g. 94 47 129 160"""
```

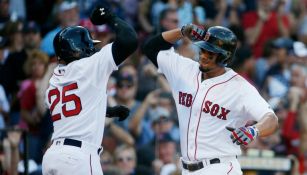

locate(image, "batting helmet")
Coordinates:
53 26 101 64
194 26 237 65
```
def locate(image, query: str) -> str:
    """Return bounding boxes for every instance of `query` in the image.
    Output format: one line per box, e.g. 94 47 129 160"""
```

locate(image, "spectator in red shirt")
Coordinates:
19 50 49 131
18 50 49 163
242 0 290 58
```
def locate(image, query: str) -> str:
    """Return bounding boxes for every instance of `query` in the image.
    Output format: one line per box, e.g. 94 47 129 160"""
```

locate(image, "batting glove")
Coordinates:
106 105 130 121
90 5 116 25
226 126 259 145
181 24 206 42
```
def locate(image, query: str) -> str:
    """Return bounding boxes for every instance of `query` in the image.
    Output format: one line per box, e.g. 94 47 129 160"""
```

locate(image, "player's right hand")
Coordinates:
226 126 259 145
106 105 130 121
90 5 115 25
181 24 206 42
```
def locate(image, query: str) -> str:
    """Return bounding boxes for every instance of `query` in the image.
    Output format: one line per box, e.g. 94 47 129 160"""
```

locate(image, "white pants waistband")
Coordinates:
51 138 103 156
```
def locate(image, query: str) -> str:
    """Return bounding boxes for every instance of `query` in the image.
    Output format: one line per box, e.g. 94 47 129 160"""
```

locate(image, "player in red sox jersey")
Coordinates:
42 5 137 175
143 24 278 174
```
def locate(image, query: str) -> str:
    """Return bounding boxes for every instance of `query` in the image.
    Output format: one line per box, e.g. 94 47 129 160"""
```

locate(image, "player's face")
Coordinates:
198 49 220 72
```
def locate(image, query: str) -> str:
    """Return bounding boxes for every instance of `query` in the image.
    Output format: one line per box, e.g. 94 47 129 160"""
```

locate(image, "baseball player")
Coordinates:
42 5 137 175
143 24 279 174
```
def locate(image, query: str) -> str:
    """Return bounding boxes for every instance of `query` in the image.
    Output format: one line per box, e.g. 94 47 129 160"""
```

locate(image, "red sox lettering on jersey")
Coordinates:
157 48 274 162
179 91 231 120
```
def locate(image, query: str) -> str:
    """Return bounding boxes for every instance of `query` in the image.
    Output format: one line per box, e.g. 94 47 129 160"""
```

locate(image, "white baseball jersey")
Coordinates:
45 43 117 146
157 48 274 161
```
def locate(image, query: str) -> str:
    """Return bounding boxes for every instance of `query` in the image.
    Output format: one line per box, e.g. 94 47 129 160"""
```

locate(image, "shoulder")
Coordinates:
235 74 260 94
158 48 197 64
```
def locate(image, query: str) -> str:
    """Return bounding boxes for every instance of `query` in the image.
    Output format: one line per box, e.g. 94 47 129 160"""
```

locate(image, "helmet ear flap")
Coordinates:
216 51 230 65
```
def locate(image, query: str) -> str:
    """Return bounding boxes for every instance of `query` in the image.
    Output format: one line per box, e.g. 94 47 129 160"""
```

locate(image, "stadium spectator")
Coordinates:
40 0 79 57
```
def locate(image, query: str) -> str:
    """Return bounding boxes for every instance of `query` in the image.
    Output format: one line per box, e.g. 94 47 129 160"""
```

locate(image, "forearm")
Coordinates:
128 101 150 135
2 139 11 171
10 146 19 175
36 88 47 116
277 16 289 37
213 9 226 26
255 112 279 137
138 13 153 33
298 101 307 132
162 28 183 43
109 123 135 146
229 8 240 25
110 17 138 65
246 20 264 45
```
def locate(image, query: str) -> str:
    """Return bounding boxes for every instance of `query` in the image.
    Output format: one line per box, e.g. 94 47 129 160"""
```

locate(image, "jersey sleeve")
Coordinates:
157 48 195 86
83 43 118 88
95 43 118 73
241 83 274 121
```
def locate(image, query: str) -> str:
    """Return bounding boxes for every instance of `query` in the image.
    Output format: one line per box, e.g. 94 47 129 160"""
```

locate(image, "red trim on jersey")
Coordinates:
186 71 201 160
194 74 238 160
90 154 93 175
227 162 233 174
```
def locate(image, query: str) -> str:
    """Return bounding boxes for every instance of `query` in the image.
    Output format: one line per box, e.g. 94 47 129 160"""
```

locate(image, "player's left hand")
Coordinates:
181 24 206 42
226 126 259 145
106 105 130 121
90 5 115 25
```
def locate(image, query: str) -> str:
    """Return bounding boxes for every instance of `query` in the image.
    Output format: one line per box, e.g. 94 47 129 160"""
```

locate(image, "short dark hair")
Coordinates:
159 7 177 22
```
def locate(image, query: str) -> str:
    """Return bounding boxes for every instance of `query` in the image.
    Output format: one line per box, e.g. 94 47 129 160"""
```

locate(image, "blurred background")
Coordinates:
0 0 306 174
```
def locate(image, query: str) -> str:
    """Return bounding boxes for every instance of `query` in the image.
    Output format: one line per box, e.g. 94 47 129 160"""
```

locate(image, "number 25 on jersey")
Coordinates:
48 82 82 122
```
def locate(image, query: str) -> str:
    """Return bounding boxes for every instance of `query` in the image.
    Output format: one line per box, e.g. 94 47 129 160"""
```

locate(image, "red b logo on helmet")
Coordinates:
204 32 210 41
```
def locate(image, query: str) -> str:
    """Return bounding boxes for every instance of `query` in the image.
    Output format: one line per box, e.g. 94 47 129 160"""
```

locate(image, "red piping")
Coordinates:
186 71 200 160
194 74 238 160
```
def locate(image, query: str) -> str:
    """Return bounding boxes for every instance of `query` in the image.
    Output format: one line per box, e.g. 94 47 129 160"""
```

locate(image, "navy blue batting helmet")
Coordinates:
53 26 101 64
194 26 237 65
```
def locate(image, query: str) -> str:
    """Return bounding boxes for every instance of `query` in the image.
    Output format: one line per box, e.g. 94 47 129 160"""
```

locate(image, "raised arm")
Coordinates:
142 33 174 67
143 24 205 67
90 5 138 66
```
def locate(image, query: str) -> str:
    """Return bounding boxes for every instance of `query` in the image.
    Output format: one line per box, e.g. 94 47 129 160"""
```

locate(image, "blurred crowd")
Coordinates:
0 0 306 175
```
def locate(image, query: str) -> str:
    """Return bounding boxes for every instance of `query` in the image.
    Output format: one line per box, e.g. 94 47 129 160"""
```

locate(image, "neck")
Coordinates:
202 67 226 80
